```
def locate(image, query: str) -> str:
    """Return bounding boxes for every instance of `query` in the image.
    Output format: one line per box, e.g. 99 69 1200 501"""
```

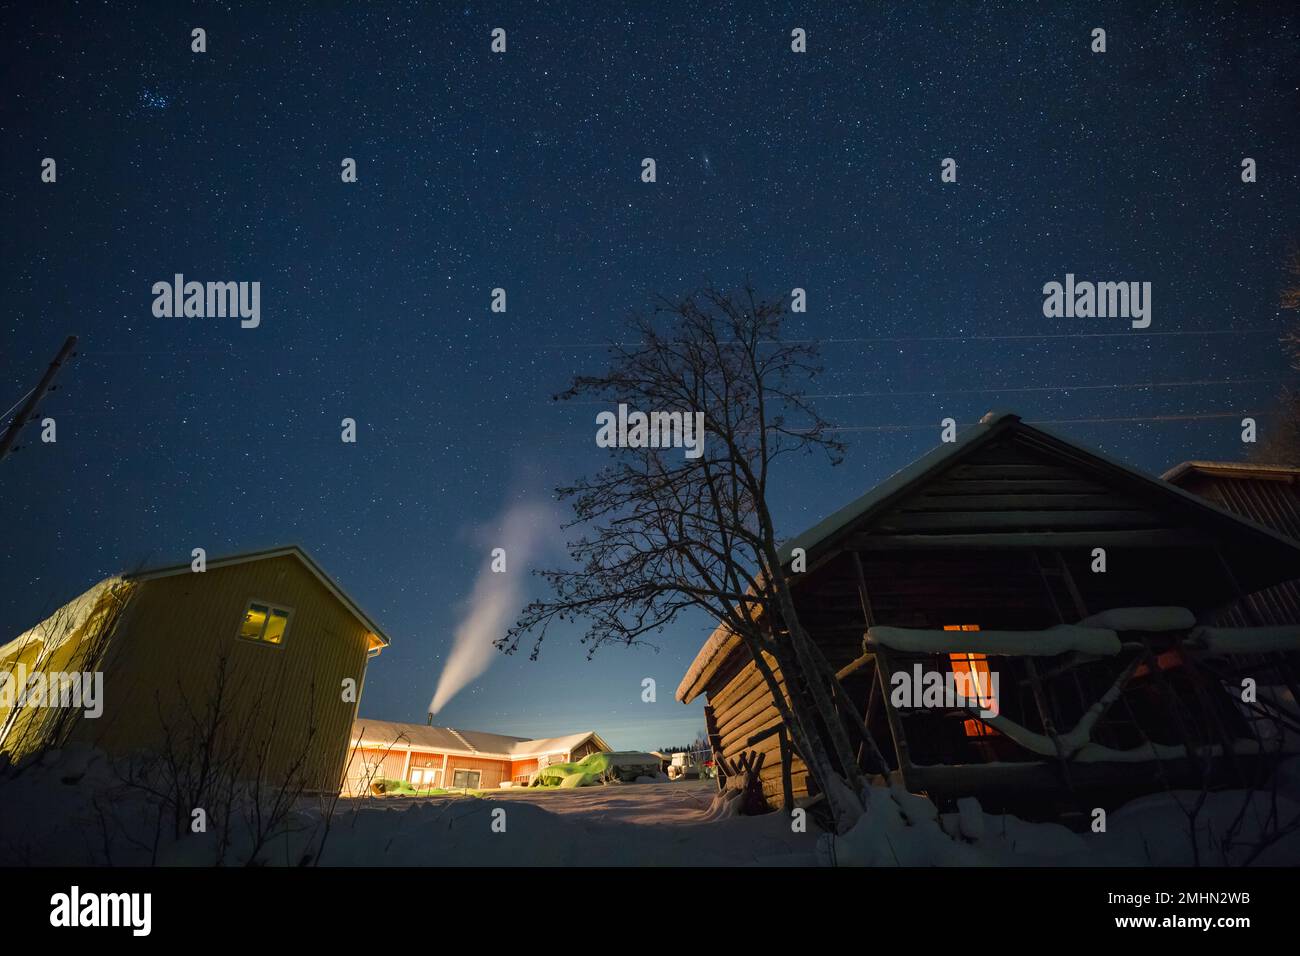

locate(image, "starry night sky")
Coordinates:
2 1 1298 751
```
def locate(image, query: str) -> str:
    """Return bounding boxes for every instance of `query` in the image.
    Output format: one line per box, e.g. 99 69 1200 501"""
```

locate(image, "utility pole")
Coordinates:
0 335 78 464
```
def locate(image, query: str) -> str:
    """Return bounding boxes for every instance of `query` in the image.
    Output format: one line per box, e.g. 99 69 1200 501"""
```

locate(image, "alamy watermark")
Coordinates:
890 663 1000 718
151 274 260 328
595 403 706 459
50 886 150 936
0 665 103 719
1042 273 1151 329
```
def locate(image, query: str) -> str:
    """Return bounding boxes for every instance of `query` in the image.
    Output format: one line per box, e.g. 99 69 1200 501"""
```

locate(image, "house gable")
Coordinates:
678 412 1300 704
790 414 1300 579
130 545 390 651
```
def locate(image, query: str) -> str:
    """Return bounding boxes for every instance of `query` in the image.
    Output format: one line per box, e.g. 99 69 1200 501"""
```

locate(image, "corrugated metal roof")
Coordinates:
1163 460 1300 484
1165 461 1300 626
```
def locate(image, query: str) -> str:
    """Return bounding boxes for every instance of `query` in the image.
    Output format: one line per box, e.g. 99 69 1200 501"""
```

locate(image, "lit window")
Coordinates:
945 625 999 737
238 601 292 646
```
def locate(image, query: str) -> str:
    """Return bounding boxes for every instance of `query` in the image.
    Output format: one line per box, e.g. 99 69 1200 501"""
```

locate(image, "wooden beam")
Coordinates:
855 659 882 772
927 478 1108 495
1024 656 1076 793
835 651 874 681
849 529 1211 550
778 727 795 812
1052 550 1090 619
703 704 726 792
879 510 1165 533
947 463 1092 480
745 721 785 748
901 493 1126 512
872 643 914 787
849 551 899 778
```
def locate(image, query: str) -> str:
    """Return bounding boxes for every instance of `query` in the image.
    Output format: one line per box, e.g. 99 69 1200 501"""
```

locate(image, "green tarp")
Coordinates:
530 751 661 787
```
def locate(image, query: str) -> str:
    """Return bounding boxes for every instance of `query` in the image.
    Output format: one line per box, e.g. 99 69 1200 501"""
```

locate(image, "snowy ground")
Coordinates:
345 779 722 825
322 780 817 866
2 745 1299 866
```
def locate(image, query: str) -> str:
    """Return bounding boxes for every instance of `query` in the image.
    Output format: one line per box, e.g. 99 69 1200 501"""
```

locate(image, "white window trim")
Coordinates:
237 599 294 648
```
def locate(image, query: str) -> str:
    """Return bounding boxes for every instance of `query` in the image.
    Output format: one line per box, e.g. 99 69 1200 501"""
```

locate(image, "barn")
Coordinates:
1163 460 1300 627
345 719 611 794
0 545 389 793
676 413 1300 814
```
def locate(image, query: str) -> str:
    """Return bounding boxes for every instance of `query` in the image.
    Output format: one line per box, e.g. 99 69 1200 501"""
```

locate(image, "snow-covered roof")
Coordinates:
677 411 1300 704
0 577 130 665
350 718 610 759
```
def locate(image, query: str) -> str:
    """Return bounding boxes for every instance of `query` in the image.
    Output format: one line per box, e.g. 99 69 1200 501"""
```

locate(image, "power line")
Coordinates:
0 388 36 425
805 376 1285 400
824 411 1263 434
70 326 1282 359
546 327 1280 349
564 375 1288 405
789 329 1279 345
49 408 1273 446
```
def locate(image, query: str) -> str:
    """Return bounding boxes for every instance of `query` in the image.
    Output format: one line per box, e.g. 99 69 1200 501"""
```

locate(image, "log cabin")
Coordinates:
0 545 389 793
676 413 1300 816
344 719 611 794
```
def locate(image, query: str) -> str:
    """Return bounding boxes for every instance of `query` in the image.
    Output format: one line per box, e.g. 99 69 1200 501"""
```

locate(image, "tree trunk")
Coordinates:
772 581 866 798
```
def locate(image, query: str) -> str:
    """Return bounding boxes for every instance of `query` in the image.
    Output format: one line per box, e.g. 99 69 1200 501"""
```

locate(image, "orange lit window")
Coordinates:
945 625 998 737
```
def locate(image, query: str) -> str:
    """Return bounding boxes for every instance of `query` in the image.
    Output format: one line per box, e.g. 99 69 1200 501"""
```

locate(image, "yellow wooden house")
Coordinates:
0 546 389 793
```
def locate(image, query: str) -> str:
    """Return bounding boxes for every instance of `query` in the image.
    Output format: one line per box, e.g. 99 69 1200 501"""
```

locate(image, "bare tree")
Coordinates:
103 656 325 865
501 285 883 832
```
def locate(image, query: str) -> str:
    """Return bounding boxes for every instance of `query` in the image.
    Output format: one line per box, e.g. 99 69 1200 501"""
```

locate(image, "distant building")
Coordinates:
0 545 389 793
346 719 610 793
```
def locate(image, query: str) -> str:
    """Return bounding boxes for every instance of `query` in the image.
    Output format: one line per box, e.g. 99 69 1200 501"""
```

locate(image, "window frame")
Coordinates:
236 599 294 649
451 768 482 790
943 624 1000 737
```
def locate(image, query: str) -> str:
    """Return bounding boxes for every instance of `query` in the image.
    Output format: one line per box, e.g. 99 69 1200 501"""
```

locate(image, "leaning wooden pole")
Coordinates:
0 335 77 464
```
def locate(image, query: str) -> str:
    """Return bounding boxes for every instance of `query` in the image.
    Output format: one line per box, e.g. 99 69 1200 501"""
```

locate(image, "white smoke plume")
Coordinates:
428 500 560 716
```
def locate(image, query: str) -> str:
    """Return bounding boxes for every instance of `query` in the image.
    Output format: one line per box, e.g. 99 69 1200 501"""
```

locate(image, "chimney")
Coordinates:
426 711 434 726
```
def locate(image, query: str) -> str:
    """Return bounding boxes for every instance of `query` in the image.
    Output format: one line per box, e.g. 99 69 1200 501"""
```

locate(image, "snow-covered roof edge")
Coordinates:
0 576 131 664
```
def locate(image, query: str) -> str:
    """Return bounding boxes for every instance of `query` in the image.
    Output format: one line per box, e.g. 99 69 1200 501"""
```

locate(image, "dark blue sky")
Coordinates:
2 1 1297 750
